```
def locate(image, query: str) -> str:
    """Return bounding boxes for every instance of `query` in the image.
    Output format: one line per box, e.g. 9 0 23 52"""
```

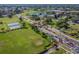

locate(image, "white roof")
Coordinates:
8 22 21 30
16 14 21 18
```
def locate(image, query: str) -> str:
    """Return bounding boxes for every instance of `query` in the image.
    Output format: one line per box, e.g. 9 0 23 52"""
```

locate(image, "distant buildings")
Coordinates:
47 10 64 13
0 6 25 17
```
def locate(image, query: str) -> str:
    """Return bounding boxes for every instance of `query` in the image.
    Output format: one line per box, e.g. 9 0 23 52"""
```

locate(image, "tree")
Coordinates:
8 13 13 18
22 22 26 28
31 25 40 34
54 14 57 19
57 17 70 30
41 32 48 39
32 15 40 21
0 21 3 24
45 18 52 25
19 16 23 21
1 28 5 32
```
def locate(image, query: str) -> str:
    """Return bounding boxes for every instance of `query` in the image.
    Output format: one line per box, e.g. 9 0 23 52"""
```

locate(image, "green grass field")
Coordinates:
0 15 49 53
0 29 49 53
64 24 79 40
51 48 66 54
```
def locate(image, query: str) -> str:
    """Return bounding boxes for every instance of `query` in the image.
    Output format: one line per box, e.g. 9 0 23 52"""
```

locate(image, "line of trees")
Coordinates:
30 24 48 39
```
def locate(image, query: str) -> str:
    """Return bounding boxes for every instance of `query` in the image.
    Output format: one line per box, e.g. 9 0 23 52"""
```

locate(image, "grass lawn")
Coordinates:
0 15 19 23
0 15 49 54
0 15 20 31
52 49 66 54
63 24 79 40
51 48 66 54
51 19 58 28
0 28 49 53
70 24 79 30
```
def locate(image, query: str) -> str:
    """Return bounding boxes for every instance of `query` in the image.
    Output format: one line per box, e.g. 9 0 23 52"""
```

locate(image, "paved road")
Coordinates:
38 27 74 54
23 16 79 54
38 25 79 53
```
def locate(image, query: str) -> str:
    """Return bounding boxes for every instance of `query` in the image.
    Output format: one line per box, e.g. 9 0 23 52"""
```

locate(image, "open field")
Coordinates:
0 15 49 53
0 29 49 53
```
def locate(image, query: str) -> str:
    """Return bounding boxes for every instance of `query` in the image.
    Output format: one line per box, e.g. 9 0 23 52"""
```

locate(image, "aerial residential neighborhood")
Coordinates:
0 4 79 54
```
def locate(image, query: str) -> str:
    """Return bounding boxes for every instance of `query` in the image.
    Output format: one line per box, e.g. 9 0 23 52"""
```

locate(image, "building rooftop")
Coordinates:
73 20 79 24
8 22 21 30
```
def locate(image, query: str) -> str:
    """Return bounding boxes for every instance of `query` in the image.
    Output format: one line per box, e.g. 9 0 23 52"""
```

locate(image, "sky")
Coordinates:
0 0 79 4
